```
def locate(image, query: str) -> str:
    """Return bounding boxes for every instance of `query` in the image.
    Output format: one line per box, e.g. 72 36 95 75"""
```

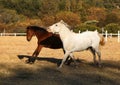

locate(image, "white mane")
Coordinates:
60 20 72 29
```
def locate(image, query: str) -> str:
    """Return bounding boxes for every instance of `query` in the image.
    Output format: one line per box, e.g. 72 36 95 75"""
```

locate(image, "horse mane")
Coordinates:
27 26 47 32
60 20 72 30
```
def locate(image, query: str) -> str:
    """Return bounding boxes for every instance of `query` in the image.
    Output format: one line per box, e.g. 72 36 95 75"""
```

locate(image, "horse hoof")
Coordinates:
25 60 34 64
94 62 102 68
56 67 62 71
57 65 63 69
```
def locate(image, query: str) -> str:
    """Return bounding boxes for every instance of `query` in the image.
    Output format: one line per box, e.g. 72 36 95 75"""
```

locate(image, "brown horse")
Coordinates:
26 26 72 64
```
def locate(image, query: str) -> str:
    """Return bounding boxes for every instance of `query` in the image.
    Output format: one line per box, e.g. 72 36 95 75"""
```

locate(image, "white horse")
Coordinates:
48 20 105 68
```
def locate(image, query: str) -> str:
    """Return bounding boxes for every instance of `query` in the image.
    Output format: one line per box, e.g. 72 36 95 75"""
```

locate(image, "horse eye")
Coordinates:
56 24 58 26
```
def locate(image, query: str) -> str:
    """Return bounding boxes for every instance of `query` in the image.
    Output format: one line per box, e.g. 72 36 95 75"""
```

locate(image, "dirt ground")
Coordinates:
0 36 120 85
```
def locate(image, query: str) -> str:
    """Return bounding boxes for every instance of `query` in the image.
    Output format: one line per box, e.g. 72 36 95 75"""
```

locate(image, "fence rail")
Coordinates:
0 33 26 36
77 30 120 43
102 30 120 42
0 30 120 42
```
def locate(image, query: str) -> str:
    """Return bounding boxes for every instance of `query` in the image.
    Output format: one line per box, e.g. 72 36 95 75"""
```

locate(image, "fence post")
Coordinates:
118 31 120 42
79 30 80 33
14 33 16 36
105 30 108 42
110 33 112 38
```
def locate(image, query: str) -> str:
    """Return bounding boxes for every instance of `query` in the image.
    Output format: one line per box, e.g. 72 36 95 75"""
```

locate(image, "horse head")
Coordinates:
48 20 70 34
26 26 35 41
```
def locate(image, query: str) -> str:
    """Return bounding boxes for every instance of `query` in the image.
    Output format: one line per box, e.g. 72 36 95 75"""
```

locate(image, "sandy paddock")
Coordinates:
0 36 120 85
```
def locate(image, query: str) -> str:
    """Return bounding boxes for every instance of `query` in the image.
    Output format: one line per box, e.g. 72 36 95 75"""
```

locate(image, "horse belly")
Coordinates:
40 36 63 49
73 42 91 52
64 37 92 52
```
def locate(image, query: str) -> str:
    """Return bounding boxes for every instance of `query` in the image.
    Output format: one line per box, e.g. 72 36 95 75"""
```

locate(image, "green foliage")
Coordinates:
40 0 59 16
104 13 120 25
42 15 55 26
73 24 101 33
59 0 66 10
55 11 81 27
0 8 26 24
104 23 120 33
84 20 99 25
0 0 120 32
1 0 42 18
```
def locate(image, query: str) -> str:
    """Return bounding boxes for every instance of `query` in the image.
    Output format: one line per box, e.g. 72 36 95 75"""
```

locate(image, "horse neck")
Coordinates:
35 30 52 40
59 26 72 41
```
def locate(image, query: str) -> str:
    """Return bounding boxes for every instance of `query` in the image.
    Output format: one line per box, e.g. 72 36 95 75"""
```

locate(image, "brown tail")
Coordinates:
99 34 105 46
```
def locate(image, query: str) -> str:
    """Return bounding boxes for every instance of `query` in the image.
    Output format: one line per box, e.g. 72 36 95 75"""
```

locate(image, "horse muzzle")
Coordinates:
46 27 51 32
27 37 31 41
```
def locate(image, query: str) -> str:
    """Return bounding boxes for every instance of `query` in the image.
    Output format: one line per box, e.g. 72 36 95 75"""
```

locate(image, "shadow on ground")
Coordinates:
17 55 62 66
0 55 120 85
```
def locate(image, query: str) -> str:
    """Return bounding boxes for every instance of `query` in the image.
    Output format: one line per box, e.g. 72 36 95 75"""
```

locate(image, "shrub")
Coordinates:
55 11 81 27
73 24 101 33
104 23 120 33
42 15 55 26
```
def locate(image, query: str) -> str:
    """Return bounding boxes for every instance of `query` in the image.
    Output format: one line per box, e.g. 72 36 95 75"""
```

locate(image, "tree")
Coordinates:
40 0 59 16
1 0 42 18
87 7 106 21
42 15 55 26
70 0 77 12
58 0 66 11
0 9 25 24
104 13 120 25
55 11 81 28
65 0 71 11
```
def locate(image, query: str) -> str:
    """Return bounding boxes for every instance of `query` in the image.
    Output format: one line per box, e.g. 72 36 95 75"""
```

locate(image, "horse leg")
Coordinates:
27 45 42 63
62 49 72 65
89 47 97 64
69 53 77 66
58 51 70 68
96 50 101 67
65 56 73 65
94 48 101 67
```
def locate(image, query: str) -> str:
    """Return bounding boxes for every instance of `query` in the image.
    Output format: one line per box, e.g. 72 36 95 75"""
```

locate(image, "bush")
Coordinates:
0 23 6 32
104 23 120 33
42 15 55 26
55 11 81 27
73 24 101 33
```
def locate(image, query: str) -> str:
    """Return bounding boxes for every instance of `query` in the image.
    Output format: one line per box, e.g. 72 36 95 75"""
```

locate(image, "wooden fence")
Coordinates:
0 30 120 42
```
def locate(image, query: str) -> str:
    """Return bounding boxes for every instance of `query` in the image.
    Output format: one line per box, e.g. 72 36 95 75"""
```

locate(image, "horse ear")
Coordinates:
60 20 64 23
27 26 31 29
94 30 98 32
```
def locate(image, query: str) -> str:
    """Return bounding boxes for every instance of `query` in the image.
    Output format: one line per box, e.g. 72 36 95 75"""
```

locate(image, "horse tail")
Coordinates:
99 34 105 46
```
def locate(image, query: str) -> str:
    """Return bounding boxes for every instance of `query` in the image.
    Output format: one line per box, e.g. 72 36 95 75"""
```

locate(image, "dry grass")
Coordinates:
0 36 120 85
